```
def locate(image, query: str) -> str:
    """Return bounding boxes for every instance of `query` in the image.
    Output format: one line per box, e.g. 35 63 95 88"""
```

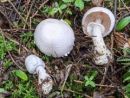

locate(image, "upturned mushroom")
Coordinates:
34 18 75 57
82 7 115 65
25 55 53 94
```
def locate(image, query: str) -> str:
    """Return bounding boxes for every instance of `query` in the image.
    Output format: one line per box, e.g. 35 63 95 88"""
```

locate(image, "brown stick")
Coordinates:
7 0 29 27
31 0 49 18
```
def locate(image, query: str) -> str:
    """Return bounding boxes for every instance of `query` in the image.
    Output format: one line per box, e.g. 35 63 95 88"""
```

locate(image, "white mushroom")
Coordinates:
34 18 75 57
82 7 115 65
25 55 53 94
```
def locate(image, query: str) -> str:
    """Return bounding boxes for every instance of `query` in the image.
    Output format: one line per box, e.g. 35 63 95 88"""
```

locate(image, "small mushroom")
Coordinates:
82 7 115 65
34 18 75 57
25 55 53 94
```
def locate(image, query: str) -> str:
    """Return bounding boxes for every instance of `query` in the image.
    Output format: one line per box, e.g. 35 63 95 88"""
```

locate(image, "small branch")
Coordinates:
114 0 117 17
73 80 116 88
29 0 49 28
1 28 34 32
100 64 109 86
61 64 73 92
118 7 130 10
23 0 36 28
31 0 49 18
120 0 130 12
110 0 117 52
8 51 25 71
112 64 130 75
91 63 114 84
0 29 30 53
0 6 13 27
7 0 29 27
64 88 92 98
0 28 25 70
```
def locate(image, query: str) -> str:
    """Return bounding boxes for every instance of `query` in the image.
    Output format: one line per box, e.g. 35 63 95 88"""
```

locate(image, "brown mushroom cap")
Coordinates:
82 7 115 37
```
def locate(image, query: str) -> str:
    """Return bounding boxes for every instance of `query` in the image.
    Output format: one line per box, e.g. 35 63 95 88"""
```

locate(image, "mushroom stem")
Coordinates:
88 19 112 65
36 65 53 94
36 66 48 83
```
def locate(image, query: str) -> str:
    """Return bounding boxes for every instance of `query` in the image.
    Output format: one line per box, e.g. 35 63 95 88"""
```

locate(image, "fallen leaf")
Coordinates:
114 32 128 48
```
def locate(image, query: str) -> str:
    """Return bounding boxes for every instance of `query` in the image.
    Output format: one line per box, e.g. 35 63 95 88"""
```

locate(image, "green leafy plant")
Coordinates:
122 71 130 98
0 88 8 93
20 32 35 49
117 48 130 98
3 80 14 91
13 70 28 81
3 79 38 98
0 35 16 60
12 81 38 98
117 48 130 65
42 2 72 16
116 16 130 31
66 73 84 97
3 59 13 68
74 0 84 10
84 70 98 87
42 0 87 17
63 0 84 10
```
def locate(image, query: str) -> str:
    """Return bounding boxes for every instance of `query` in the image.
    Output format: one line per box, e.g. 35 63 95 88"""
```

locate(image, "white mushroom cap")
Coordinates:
25 54 45 74
34 18 75 57
82 7 115 37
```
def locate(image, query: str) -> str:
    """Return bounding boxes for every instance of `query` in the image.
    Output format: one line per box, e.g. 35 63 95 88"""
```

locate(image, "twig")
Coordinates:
31 0 49 18
90 63 114 84
110 0 117 52
7 0 29 27
120 0 130 12
73 80 116 88
0 6 13 27
23 0 36 28
112 64 130 75
61 64 73 92
8 51 25 71
64 88 92 98
114 0 117 17
29 0 49 28
1 28 34 32
100 64 109 86
0 29 30 52
0 28 25 70
118 7 130 10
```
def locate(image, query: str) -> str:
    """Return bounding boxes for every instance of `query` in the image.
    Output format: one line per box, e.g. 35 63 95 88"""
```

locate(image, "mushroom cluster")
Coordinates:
82 7 115 65
24 6 115 95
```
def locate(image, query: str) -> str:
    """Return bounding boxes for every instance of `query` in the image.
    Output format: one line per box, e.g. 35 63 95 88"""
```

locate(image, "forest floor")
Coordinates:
0 0 130 98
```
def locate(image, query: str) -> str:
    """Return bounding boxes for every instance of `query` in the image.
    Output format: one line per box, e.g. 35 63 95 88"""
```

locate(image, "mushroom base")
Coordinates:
94 48 113 65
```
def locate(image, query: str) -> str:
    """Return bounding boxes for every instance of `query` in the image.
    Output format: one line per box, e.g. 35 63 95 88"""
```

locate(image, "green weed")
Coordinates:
84 70 98 88
42 0 89 17
117 48 130 97
20 32 35 49
0 34 16 60
3 79 38 98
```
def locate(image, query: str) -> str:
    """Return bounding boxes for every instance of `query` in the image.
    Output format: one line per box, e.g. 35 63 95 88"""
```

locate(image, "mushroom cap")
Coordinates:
25 55 45 74
82 7 115 37
34 18 75 57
